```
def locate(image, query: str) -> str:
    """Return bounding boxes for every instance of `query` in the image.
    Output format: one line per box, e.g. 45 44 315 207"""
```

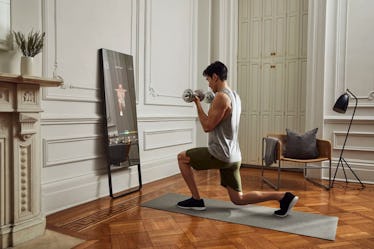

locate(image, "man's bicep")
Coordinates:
206 95 228 130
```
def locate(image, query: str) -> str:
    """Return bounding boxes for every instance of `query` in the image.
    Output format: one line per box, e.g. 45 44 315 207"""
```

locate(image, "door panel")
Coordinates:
273 62 285 114
250 0 262 19
275 0 287 16
263 19 274 59
261 63 274 115
238 114 249 163
287 14 300 58
275 17 286 57
249 63 261 110
250 20 262 60
285 60 299 114
238 63 249 113
263 0 273 18
247 114 260 164
238 0 308 164
238 22 249 61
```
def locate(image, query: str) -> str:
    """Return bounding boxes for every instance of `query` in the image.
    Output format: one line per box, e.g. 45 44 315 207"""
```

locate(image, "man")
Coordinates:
177 61 298 217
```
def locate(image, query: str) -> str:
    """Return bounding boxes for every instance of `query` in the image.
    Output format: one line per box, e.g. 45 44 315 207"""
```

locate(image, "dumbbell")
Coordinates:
182 89 215 103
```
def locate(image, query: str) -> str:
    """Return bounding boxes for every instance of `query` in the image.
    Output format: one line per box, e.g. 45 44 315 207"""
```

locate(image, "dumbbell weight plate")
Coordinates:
182 89 194 102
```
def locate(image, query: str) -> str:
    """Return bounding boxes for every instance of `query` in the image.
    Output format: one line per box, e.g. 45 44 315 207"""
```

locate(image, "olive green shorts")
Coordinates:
186 147 242 192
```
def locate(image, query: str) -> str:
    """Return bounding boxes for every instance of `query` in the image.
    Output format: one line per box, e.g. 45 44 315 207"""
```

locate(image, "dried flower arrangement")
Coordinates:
13 30 46 57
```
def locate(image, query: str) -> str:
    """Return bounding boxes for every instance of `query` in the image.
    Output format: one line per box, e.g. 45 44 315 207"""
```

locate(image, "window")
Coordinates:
0 0 11 50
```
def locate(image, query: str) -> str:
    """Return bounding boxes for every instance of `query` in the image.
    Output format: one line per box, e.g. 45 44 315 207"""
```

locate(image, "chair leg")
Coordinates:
261 138 265 178
262 159 280 190
329 159 332 188
277 160 281 189
304 162 330 190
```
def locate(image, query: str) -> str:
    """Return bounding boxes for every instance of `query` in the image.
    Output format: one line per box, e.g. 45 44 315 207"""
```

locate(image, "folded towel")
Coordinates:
264 137 278 166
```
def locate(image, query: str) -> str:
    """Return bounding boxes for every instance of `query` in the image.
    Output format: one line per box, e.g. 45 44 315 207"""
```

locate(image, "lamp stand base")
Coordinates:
331 156 365 188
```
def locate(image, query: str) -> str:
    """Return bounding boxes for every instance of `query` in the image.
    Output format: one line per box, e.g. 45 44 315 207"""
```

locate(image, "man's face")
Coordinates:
206 74 217 92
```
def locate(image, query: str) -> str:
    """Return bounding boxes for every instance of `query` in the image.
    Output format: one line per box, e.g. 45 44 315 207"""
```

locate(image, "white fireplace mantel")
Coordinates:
0 73 62 248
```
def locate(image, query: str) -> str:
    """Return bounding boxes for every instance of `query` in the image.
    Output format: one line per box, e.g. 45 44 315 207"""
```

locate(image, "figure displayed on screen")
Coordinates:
114 83 127 116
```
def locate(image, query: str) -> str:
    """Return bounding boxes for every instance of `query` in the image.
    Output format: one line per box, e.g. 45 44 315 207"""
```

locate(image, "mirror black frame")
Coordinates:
99 48 142 198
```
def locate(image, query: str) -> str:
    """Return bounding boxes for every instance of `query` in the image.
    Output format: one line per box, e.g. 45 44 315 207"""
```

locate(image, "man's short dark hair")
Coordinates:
203 61 228 81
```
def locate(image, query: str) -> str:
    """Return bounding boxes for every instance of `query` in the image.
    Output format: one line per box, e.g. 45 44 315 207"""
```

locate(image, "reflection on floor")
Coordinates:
13 230 84 249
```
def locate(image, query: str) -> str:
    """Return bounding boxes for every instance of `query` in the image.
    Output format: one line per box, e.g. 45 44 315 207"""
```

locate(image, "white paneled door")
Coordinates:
238 0 308 165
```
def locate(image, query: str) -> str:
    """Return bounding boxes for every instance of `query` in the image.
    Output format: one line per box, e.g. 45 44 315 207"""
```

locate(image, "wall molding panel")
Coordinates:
334 0 374 107
143 128 193 151
42 155 179 215
41 115 197 124
330 158 374 184
41 0 136 103
41 115 102 125
138 115 196 122
144 0 197 106
42 135 105 167
333 131 374 152
45 115 196 124
42 87 101 103
325 116 374 124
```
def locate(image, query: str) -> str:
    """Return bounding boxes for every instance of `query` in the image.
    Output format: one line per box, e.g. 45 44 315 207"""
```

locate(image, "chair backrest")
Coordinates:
267 133 331 160
316 139 332 160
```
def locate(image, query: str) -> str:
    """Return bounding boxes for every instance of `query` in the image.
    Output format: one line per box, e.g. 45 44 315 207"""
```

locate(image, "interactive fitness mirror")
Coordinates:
99 48 142 198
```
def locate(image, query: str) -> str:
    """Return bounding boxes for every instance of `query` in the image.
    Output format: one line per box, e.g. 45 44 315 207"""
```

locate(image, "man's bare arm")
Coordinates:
195 92 230 132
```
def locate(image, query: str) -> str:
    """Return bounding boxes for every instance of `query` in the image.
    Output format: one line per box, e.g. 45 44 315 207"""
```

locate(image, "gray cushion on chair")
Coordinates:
284 128 319 159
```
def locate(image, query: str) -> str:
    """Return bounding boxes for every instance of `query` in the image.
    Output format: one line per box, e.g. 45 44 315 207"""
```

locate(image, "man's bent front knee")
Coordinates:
177 151 190 164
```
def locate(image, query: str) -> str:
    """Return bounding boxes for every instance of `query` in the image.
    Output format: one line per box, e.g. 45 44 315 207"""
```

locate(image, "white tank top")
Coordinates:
208 88 242 163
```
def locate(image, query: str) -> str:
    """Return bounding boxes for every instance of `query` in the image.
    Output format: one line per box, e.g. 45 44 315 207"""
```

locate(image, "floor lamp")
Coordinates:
331 89 365 188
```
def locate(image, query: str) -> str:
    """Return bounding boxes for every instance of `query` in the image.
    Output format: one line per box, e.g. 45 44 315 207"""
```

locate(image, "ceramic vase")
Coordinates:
20 56 33 76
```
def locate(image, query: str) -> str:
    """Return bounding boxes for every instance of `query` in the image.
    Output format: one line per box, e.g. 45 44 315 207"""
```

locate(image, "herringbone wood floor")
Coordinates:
46 168 374 249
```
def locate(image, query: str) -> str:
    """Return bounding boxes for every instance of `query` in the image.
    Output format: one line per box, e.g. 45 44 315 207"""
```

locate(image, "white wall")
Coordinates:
0 0 211 214
324 0 374 184
308 0 374 184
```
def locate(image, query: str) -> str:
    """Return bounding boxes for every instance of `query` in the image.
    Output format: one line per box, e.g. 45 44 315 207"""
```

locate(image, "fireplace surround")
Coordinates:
0 73 62 248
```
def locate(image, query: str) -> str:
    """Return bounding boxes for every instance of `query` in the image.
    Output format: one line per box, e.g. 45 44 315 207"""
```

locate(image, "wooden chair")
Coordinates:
261 134 332 190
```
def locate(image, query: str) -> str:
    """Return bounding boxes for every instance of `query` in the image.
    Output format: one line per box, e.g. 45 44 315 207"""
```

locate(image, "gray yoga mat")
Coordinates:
142 193 338 241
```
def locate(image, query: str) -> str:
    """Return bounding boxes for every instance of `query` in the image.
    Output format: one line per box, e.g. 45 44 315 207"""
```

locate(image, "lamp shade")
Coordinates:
333 92 349 113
